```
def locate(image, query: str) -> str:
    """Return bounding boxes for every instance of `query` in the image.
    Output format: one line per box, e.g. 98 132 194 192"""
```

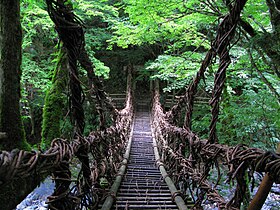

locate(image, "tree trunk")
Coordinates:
41 48 68 148
0 0 28 150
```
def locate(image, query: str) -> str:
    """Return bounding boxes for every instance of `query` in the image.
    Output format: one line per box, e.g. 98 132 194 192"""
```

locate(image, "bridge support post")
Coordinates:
48 161 72 210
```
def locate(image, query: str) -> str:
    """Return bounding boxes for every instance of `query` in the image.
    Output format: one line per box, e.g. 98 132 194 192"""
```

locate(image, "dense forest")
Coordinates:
1 0 278 151
0 0 280 209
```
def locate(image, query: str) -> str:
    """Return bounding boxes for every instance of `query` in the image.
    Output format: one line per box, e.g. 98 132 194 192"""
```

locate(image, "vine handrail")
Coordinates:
0 69 133 210
152 83 280 209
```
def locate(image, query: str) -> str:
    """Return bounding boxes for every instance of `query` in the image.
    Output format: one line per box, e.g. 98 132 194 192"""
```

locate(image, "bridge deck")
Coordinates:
112 100 179 209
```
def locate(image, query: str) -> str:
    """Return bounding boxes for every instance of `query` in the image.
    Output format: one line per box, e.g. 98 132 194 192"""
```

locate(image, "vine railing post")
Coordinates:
208 0 248 143
45 1 86 209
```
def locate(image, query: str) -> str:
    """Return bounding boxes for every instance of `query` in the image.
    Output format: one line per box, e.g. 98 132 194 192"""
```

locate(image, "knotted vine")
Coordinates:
46 0 86 208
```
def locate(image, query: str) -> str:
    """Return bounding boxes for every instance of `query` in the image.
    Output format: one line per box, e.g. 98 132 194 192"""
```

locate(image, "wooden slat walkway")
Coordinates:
100 98 190 210
113 108 179 209
100 97 193 209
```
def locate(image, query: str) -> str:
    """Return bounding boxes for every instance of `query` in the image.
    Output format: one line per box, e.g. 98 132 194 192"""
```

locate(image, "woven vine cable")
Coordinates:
151 86 280 209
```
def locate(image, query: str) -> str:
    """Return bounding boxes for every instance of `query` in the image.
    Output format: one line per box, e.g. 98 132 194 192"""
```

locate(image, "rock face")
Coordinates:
16 177 54 210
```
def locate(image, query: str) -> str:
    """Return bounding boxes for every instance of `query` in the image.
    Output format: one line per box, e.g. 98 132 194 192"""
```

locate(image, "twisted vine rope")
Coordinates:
0 95 132 209
152 87 280 209
167 0 248 139
0 70 133 210
208 0 248 143
45 1 122 209
1 0 279 209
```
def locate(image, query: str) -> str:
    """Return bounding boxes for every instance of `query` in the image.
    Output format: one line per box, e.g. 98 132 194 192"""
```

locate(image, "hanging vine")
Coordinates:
167 0 248 140
208 0 248 144
46 0 85 134
45 1 87 208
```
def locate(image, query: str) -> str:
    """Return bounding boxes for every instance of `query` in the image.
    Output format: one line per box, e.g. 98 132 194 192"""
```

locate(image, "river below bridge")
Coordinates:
16 173 280 210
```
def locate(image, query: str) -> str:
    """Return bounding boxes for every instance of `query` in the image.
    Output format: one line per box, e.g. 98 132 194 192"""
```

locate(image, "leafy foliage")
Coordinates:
74 0 119 78
108 0 280 149
219 87 280 149
17 0 280 150
19 0 117 144
148 52 205 91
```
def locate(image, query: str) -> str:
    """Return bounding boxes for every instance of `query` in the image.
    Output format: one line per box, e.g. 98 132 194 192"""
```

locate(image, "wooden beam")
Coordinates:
247 143 280 210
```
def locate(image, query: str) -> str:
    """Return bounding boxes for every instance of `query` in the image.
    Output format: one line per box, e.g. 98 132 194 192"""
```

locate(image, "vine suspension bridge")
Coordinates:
1 74 280 210
1 0 280 209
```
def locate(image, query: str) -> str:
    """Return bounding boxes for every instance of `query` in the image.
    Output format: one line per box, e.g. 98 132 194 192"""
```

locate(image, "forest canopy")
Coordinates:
0 0 279 150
